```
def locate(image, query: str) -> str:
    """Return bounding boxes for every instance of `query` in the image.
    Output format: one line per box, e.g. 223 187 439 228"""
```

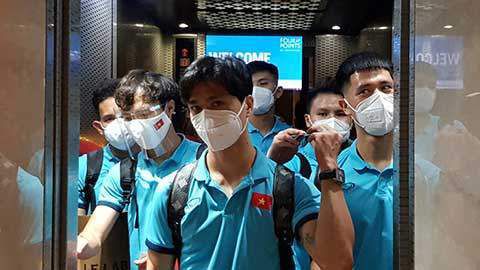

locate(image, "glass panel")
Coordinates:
0 1 45 269
414 0 480 269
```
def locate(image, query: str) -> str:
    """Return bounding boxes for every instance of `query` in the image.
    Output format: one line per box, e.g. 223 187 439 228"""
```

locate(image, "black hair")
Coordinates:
116 70 186 130
306 77 342 113
116 69 183 112
335 52 393 93
246 61 279 81
180 56 253 103
92 78 120 115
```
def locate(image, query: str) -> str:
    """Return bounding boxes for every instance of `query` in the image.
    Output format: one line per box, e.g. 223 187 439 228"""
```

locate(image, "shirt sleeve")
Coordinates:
145 172 176 254
77 154 88 210
292 173 321 239
283 155 302 174
97 163 125 212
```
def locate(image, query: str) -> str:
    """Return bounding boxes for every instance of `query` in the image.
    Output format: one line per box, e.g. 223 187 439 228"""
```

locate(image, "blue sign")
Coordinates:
415 36 464 90
206 35 303 89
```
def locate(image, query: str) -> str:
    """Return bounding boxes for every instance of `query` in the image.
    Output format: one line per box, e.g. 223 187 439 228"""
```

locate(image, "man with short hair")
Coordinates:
77 79 137 215
247 61 290 154
335 52 395 270
267 78 353 181
76 70 203 270
145 56 354 270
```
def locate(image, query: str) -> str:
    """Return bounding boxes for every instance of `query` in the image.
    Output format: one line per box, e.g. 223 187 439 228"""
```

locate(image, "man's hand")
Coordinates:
267 128 306 164
308 125 342 171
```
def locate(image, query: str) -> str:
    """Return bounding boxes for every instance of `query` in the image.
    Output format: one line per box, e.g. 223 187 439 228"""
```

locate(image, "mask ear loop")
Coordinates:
343 99 365 130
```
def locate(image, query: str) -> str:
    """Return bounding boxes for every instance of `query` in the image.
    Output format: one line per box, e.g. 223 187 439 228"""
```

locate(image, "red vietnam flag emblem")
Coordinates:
154 119 164 130
252 192 273 210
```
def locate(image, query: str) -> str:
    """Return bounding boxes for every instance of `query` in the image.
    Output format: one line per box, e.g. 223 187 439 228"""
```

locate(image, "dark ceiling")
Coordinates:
129 0 393 35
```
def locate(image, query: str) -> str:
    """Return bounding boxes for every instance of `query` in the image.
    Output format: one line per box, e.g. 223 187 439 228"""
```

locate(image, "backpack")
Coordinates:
296 152 312 179
119 144 207 228
83 149 104 213
167 162 296 270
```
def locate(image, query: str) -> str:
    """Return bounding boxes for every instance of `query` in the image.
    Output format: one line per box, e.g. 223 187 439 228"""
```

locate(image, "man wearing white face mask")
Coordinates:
335 52 395 270
77 79 138 216
77 70 203 270
267 78 354 185
145 56 354 270
246 61 290 154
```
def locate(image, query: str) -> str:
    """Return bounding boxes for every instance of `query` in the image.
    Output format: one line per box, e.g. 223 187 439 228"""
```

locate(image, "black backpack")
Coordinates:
296 152 312 179
167 162 296 270
83 149 104 213
119 144 207 228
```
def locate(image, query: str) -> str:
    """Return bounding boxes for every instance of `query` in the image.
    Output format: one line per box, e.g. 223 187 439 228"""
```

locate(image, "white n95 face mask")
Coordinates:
124 112 171 150
252 86 276 115
345 90 394 136
103 119 135 151
191 102 247 152
415 87 436 113
312 118 352 142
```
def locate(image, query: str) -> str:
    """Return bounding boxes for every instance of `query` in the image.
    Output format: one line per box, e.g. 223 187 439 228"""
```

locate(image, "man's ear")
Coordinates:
274 86 284 99
339 99 353 116
304 114 312 128
165 100 176 119
92 120 104 136
245 95 254 118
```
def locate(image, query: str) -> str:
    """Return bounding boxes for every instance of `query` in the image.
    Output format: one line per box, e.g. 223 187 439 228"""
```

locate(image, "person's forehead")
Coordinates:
312 93 342 110
349 69 393 86
99 97 117 112
252 71 275 82
188 82 231 103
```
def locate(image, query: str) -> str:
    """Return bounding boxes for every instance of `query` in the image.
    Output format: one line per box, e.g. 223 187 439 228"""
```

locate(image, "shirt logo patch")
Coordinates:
251 192 273 210
154 119 164 130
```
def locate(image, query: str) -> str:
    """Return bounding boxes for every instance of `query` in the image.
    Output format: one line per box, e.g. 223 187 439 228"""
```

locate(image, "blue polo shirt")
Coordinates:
248 117 290 154
145 149 320 270
77 145 121 213
338 140 393 270
97 136 201 270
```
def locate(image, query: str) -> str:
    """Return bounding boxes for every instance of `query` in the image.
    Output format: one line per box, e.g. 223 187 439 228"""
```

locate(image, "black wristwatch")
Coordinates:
314 168 345 190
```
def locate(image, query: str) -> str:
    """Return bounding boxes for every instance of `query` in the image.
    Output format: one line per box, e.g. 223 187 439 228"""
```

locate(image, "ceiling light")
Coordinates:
179 23 189 29
332 25 341 30
378 26 389 30
134 23 144 28
443 25 453 29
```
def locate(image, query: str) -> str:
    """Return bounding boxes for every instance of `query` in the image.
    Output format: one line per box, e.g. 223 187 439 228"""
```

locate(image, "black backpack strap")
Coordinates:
295 152 312 179
120 157 138 205
196 144 207 160
167 161 198 258
120 157 138 227
84 149 104 212
273 164 295 270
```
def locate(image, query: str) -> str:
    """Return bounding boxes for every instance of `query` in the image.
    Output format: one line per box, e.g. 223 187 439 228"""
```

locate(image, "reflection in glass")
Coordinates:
415 1 480 269
0 1 45 269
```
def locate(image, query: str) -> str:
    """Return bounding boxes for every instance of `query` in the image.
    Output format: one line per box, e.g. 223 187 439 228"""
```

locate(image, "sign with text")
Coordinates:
206 35 303 89
77 213 130 270
415 35 464 90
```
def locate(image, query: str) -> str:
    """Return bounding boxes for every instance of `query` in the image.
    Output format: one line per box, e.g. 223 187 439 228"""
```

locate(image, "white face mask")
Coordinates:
124 112 171 150
311 117 352 143
252 86 276 115
103 119 135 151
191 102 247 152
345 90 394 136
415 87 436 113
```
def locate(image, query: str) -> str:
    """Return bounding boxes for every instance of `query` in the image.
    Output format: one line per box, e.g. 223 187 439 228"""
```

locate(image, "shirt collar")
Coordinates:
103 145 120 163
348 140 393 172
193 147 272 185
140 134 191 168
247 116 289 136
